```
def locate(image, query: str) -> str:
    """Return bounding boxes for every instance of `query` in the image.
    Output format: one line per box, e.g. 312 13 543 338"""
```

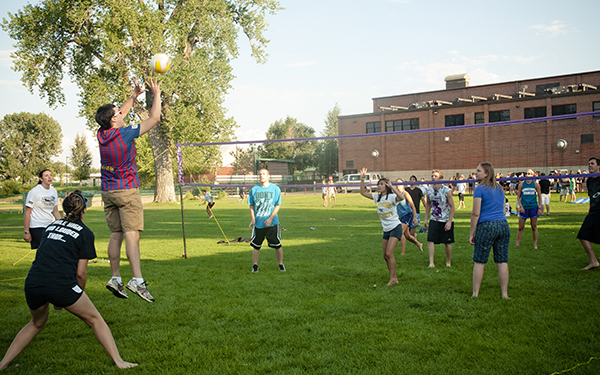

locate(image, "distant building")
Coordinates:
338 70 600 180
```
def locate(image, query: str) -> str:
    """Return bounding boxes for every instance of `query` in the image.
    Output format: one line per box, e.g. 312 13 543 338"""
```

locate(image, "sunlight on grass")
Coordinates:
1 192 599 374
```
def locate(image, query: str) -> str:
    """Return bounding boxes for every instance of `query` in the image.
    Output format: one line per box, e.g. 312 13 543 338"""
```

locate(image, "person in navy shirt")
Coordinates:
95 77 161 303
0 192 137 370
248 168 286 273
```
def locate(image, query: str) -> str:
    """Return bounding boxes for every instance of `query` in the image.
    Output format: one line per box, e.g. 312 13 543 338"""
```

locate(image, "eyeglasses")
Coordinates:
112 109 122 118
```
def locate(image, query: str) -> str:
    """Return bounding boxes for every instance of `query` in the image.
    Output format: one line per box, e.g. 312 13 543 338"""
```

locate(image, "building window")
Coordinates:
552 104 577 116
346 160 354 168
445 114 464 127
366 122 381 133
594 102 600 117
385 118 419 131
581 134 594 144
475 112 485 124
524 107 547 119
489 110 510 123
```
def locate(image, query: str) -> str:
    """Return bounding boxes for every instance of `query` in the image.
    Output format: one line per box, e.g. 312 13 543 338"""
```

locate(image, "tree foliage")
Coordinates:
316 103 340 177
230 145 257 175
0 112 62 185
70 132 93 184
260 116 317 173
2 0 282 201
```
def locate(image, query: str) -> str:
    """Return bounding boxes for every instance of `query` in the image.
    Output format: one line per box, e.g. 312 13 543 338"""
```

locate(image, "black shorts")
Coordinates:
427 220 455 244
29 227 46 249
25 284 84 310
251 225 282 250
577 212 600 244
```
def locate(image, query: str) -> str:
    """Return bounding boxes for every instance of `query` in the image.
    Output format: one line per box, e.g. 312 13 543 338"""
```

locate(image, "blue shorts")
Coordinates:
519 207 539 220
400 212 413 226
473 220 510 264
383 224 403 240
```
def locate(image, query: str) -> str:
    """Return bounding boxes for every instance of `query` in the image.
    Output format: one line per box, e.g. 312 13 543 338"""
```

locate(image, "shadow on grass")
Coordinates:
1 195 600 374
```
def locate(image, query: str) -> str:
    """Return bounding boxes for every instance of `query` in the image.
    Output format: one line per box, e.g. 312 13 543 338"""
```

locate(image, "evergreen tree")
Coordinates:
70 133 93 185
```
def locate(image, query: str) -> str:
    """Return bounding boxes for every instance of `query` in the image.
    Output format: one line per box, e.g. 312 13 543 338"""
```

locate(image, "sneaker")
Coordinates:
279 264 286 272
126 280 155 303
252 264 259 273
106 278 128 299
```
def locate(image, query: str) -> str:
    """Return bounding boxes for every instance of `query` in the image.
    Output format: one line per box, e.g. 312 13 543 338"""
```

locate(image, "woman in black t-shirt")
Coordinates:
0 192 137 370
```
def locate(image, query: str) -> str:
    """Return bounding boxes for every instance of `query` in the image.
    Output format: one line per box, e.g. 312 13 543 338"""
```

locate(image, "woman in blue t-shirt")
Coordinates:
0 192 137 370
469 163 511 299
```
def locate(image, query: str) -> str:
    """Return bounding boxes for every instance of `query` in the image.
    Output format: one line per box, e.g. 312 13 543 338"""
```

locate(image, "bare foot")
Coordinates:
446 263 451 267
515 243 520 248
471 294 478 298
582 263 600 270
428 264 435 268
387 278 399 286
116 361 138 369
417 242 424 252
502 295 510 300
401 251 405 255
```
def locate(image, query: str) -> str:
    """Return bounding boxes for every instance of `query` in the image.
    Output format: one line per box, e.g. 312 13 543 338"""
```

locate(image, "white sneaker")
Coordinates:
126 280 155 303
106 278 128 299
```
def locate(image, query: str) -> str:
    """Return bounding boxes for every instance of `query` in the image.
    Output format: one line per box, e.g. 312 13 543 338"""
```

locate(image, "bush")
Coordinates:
218 190 227 200
1 180 22 195
184 191 196 200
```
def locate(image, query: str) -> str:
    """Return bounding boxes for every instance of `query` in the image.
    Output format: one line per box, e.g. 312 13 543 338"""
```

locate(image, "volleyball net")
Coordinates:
177 111 599 194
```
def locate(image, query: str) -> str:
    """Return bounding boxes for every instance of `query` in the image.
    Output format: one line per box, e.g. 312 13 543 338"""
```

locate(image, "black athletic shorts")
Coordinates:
250 225 281 250
577 211 600 244
427 220 455 244
25 284 84 310
29 227 46 249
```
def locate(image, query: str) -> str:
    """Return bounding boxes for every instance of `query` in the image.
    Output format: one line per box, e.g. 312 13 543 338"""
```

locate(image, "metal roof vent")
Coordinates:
445 73 470 90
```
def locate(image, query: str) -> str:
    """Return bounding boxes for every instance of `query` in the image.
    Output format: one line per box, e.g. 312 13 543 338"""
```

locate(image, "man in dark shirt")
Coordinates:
577 157 600 270
538 173 551 216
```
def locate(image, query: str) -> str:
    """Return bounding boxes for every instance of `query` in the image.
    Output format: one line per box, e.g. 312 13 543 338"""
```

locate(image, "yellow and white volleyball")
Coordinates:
150 53 172 73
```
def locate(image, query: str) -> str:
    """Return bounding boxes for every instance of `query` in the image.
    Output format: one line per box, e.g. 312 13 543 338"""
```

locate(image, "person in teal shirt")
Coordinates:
516 169 542 249
248 168 285 273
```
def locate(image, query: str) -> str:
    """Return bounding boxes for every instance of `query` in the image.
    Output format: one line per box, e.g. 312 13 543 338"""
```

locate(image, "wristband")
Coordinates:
24 231 29 234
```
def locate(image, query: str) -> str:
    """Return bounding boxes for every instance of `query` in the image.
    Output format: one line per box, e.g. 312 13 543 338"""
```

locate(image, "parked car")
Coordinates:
336 173 382 193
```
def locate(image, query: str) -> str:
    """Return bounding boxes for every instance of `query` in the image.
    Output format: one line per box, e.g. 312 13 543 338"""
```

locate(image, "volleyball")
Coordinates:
150 53 172 73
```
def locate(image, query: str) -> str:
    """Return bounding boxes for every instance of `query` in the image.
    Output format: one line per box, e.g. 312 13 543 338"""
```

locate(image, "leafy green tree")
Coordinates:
316 103 340 177
3 0 282 202
230 145 257 175
70 133 93 185
261 116 317 173
0 112 62 185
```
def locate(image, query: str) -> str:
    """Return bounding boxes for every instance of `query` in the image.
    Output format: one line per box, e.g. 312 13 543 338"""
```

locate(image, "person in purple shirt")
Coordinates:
95 77 161 303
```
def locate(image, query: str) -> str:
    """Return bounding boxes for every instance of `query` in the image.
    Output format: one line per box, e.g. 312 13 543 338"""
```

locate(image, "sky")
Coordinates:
1 0 600 169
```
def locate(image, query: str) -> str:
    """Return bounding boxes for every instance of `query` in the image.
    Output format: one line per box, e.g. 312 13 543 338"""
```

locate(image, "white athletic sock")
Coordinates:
132 277 144 285
112 276 122 283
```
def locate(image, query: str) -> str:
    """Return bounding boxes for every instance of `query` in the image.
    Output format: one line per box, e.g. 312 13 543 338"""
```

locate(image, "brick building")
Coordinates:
338 70 600 180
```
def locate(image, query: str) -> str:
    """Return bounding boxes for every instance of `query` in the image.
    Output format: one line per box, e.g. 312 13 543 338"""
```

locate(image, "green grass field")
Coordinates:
1 192 599 374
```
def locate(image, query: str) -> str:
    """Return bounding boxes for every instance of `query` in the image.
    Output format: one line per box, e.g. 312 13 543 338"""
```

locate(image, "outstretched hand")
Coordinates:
145 77 162 95
132 77 148 98
360 167 368 179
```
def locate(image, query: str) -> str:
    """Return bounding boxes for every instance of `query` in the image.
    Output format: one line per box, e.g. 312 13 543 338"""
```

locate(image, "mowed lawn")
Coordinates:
1 192 599 374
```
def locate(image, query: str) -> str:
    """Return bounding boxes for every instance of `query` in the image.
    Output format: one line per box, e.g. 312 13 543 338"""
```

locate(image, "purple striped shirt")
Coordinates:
97 125 141 191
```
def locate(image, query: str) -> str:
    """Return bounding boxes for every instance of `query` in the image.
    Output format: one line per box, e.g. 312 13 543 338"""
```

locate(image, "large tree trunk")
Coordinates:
148 125 176 202
132 100 176 203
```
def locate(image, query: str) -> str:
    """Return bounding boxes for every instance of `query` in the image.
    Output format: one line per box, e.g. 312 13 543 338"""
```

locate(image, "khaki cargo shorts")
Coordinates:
101 188 144 232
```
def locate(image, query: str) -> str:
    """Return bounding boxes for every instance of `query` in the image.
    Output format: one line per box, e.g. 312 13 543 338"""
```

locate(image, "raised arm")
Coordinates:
139 78 162 136
359 167 373 199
